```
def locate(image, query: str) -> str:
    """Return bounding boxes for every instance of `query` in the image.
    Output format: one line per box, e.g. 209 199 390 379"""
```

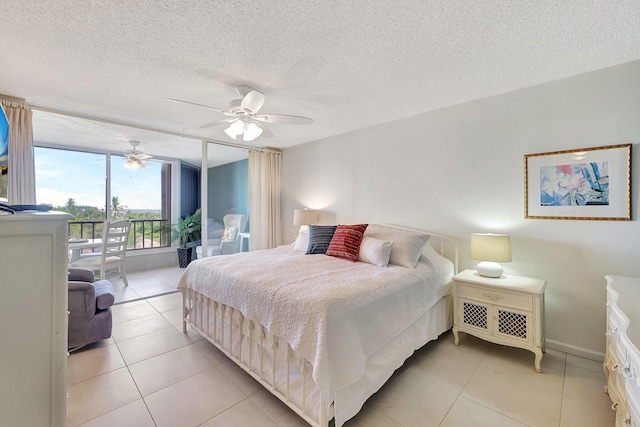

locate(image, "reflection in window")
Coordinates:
111 155 168 248
0 105 8 201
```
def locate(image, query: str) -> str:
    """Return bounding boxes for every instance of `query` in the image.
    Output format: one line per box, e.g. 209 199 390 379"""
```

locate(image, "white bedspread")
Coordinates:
177 246 451 404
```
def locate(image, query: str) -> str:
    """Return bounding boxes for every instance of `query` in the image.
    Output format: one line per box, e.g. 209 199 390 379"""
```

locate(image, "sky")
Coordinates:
34 147 162 211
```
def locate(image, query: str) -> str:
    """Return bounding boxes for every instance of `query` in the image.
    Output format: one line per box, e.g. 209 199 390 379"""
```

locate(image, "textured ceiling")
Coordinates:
1 1 640 166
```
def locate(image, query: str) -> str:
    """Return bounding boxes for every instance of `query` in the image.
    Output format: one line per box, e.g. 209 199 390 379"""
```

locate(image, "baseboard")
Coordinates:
545 339 605 362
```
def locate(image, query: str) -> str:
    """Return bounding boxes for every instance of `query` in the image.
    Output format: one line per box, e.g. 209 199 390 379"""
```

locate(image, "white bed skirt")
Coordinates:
181 289 452 426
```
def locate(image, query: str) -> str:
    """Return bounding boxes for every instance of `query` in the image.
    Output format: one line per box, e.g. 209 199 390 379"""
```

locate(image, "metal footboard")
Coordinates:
182 288 331 427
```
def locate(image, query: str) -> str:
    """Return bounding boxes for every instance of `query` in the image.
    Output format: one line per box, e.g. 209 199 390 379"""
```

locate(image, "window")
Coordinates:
110 154 169 249
111 154 162 219
35 148 107 219
34 147 171 249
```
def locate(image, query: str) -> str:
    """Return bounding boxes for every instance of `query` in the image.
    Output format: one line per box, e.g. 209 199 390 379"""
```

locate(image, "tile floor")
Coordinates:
108 266 185 304
67 292 615 427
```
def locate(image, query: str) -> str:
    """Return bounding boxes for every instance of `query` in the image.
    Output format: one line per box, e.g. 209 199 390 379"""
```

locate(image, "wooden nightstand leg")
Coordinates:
534 348 543 373
453 326 460 345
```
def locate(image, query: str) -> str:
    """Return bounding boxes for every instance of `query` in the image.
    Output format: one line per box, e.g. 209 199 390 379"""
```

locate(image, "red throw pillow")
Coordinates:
326 224 368 262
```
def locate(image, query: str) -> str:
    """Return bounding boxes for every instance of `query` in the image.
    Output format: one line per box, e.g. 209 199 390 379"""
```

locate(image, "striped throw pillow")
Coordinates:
326 224 368 262
306 225 337 254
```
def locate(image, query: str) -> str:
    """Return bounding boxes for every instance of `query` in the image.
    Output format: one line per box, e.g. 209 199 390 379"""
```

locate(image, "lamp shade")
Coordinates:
470 233 512 262
123 159 144 170
243 122 263 141
224 120 245 140
293 209 318 225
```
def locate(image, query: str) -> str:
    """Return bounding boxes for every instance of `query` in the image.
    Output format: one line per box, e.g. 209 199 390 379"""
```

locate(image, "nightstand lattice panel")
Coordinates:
463 302 488 329
498 309 527 340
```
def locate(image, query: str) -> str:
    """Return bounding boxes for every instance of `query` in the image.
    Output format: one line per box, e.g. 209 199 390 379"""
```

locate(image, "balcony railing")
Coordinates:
68 219 171 250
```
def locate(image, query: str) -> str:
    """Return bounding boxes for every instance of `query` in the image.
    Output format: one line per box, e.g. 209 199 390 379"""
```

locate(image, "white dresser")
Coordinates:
605 275 640 426
0 212 71 426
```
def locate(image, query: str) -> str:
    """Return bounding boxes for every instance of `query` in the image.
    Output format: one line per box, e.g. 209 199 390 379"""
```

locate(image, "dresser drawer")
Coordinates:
624 340 640 398
628 389 640 427
458 283 533 311
610 303 630 334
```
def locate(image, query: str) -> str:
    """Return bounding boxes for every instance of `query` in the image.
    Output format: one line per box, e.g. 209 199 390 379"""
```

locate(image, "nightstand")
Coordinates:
452 269 547 372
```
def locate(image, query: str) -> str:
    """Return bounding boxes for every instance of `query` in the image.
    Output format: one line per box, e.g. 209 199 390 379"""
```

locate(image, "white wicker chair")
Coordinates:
196 214 247 258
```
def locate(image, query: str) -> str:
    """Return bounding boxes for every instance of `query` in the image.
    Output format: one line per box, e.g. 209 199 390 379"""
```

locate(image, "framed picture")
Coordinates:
524 144 632 220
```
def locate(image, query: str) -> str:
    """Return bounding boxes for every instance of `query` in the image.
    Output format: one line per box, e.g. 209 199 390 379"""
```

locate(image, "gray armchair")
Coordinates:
68 268 115 351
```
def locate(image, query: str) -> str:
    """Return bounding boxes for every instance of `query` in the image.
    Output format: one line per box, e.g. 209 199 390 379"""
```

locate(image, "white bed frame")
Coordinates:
181 227 458 426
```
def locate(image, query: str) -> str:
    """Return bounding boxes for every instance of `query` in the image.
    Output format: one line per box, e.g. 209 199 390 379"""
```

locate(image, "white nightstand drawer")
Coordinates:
459 283 533 311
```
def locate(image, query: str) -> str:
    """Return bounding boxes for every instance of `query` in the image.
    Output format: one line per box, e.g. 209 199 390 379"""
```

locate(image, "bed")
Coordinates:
177 224 457 426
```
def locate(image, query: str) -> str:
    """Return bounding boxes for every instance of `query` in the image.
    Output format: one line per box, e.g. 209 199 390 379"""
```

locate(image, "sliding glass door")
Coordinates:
34 146 171 248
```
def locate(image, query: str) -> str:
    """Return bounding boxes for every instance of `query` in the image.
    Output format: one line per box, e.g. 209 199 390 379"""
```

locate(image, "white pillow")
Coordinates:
364 224 430 268
223 225 238 241
293 229 310 252
358 237 393 266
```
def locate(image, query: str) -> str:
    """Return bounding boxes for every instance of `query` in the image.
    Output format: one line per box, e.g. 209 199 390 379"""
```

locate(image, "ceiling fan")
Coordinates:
123 141 152 170
167 85 313 142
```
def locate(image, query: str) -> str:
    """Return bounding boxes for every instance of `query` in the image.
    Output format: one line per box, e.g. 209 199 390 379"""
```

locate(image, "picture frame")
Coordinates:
524 144 632 220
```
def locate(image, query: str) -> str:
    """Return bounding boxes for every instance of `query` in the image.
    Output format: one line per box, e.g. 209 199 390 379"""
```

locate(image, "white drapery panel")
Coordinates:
1 97 35 204
248 150 282 250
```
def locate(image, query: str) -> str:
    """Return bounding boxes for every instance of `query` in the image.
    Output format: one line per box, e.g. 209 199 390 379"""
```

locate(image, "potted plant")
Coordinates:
157 208 202 268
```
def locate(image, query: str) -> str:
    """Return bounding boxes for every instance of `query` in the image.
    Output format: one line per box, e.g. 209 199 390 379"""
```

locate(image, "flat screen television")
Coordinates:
0 104 8 202
0 104 8 176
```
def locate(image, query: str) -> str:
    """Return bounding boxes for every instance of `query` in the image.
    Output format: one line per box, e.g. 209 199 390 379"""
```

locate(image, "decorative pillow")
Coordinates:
222 225 238 241
358 236 393 266
364 224 430 268
293 228 310 252
306 225 337 254
326 224 368 262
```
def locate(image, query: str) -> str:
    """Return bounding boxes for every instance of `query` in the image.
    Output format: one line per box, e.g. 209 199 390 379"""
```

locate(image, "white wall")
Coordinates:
281 60 640 359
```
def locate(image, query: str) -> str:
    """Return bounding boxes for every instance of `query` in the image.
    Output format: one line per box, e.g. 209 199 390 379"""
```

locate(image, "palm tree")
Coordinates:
111 196 127 219
64 198 78 217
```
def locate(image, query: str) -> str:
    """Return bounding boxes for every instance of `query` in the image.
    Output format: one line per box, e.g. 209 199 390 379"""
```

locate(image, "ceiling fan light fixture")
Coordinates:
169 86 312 141
123 141 152 170
123 159 144 170
224 119 245 140
223 126 237 140
243 122 263 141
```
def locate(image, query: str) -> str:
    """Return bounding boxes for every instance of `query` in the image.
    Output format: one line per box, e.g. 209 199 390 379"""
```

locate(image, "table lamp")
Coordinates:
293 208 318 232
470 233 512 278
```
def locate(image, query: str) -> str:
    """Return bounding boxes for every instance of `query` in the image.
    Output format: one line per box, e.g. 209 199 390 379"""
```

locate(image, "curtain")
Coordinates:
248 150 282 250
0 97 35 204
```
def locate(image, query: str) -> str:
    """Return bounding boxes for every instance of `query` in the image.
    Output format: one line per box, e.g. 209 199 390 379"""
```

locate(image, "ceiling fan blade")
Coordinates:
166 97 227 113
241 90 265 113
253 114 313 125
199 118 237 129
253 120 273 138
136 153 153 160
